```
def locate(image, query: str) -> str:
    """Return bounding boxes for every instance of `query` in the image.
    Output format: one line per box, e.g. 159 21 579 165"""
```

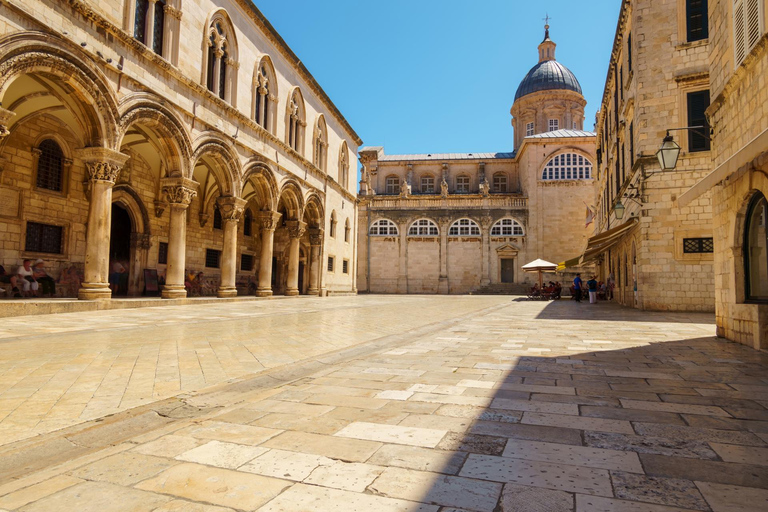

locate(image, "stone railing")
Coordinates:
362 194 528 210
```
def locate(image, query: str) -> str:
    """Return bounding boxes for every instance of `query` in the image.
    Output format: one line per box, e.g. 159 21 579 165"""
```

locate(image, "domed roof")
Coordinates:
514 60 583 101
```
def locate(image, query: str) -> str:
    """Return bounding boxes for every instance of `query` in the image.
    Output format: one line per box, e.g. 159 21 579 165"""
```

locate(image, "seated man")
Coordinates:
0 264 20 296
32 259 56 296
16 259 39 296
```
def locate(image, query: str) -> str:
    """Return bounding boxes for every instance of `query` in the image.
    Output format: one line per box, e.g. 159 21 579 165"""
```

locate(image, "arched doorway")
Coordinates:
110 203 133 296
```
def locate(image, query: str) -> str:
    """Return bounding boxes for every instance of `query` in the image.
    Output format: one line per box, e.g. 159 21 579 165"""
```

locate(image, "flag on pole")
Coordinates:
584 202 595 228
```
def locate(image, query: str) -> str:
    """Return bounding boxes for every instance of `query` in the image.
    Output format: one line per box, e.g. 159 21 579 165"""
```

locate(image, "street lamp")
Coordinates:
614 200 625 219
656 132 681 170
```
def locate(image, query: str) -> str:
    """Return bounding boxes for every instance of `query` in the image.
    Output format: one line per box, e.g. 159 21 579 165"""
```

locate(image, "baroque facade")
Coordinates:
0 0 360 299
357 29 596 294
588 0 716 312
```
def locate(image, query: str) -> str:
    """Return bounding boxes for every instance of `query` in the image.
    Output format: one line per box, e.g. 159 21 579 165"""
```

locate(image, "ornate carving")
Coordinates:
0 107 16 137
85 161 122 183
78 147 130 184
286 220 307 239
399 180 411 198
198 212 210 227
153 199 167 218
309 227 324 246
479 178 490 198
216 196 247 222
161 177 198 206
257 210 282 231
440 178 449 198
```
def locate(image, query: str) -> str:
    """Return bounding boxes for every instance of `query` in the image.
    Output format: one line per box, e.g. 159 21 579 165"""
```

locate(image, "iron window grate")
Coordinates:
25 222 63 254
683 237 713 253
205 248 221 268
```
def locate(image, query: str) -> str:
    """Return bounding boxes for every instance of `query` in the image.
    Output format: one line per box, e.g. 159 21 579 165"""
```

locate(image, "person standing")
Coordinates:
587 275 598 304
573 273 583 302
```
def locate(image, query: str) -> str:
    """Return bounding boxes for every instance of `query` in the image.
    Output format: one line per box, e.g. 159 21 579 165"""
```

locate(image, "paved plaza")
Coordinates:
0 296 767 511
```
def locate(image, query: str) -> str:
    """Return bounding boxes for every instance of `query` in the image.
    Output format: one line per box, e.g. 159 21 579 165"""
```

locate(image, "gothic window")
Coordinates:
526 122 535 137
254 58 276 133
205 16 238 103
548 119 559 132
314 116 328 171
385 175 400 195
339 142 350 190
369 219 398 236
134 0 149 44
408 219 439 237
686 0 709 42
152 0 165 55
687 90 711 152
734 0 764 65
132 0 176 59
491 218 524 236
243 209 253 236
421 175 435 194
455 175 470 193
542 153 593 180
330 210 337 238
449 218 481 236
35 139 64 192
287 89 306 154
492 173 508 193
344 219 351 242
745 192 768 301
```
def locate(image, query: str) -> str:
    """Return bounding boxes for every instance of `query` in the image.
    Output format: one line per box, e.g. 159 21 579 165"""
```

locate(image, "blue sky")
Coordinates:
255 1 621 155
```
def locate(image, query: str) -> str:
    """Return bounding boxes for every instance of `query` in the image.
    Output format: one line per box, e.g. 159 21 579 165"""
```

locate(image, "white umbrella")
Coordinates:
522 259 558 289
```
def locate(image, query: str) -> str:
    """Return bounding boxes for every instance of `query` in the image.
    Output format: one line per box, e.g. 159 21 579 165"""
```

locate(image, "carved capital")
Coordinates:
216 196 247 222
257 210 282 231
78 147 130 184
0 107 16 138
286 220 307 239
308 227 324 246
161 177 198 206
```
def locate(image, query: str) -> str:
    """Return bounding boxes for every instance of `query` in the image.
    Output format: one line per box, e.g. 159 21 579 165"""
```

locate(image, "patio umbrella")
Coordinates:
522 259 558 289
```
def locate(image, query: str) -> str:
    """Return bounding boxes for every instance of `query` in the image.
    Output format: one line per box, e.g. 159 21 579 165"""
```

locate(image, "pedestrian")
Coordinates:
573 273 583 302
587 275 598 304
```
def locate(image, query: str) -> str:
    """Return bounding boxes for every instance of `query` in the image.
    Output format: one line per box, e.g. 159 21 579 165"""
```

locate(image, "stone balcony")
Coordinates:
359 193 528 210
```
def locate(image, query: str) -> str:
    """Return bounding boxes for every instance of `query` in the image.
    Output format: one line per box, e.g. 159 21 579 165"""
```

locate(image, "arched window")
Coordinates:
491 218 524 236
745 192 768 301
314 116 328 171
408 219 439 237
369 219 398 236
287 89 306 154
542 153 593 180
492 172 508 193
243 209 253 237
344 218 351 242
449 218 481 236
455 175 470 194
330 210 337 238
385 175 400 195
131 0 179 61
339 142 350 190
35 139 64 192
205 15 238 103
213 205 222 230
254 58 276 133
420 174 435 194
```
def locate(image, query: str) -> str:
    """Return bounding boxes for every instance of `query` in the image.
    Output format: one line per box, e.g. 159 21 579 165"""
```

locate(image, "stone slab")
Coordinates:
436 404 523 423
368 444 467 475
175 440 268 469
611 471 709 510
709 443 768 467
633 422 766 446
261 430 382 462
0 475 81 510
257 483 439 512
304 460 385 492
521 412 634 434
398 414 472 432
131 435 206 458
17 481 171 512
496 483 574 512
175 421 283 445
334 421 447 448
580 406 685 425
238 448 334 481
470 421 583 446
69 452 178 486
584 432 718 459
574 494 696 512
695 481 768 512
502 439 643 473
640 453 768 489
152 500 236 512
490 398 579 415
619 399 730 417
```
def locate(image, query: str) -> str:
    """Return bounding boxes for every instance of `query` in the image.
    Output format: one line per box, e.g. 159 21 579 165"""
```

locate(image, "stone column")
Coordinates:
256 211 281 297
129 233 151 295
145 0 157 50
217 196 247 298
77 148 130 300
285 220 306 296
307 227 323 296
438 218 450 294
397 219 408 293
160 177 197 299
480 215 493 286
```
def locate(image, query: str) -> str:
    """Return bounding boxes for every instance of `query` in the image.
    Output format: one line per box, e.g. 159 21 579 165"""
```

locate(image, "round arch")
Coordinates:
304 193 325 228
191 132 241 196
242 159 279 211
277 180 305 220
539 148 594 181
490 217 525 236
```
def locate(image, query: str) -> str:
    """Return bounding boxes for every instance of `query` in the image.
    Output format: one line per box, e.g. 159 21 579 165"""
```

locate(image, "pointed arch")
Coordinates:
202 9 239 104
313 114 328 171
253 55 278 133
339 140 350 189
286 87 306 154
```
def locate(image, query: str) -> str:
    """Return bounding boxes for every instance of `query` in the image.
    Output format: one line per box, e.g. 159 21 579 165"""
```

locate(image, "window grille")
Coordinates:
342 260 349 274
449 218 481 236
241 253 254 271
542 153 593 180
683 238 714 253
36 140 64 192
491 219 524 236
408 219 439 236
455 175 470 193
369 219 398 236
25 222 63 254
327 256 335 272
205 248 221 268
158 242 168 265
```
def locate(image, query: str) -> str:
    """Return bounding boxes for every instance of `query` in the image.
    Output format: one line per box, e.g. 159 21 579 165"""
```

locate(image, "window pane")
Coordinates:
687 90 710 152
205 249 221 268
36 140 64 192
25 222 62 254
687 0 709 42
747 195 768 300
134 0 149 43
152 0 165 55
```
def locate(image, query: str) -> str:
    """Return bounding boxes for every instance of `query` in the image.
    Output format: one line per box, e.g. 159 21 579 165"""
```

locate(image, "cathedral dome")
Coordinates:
514 60 582 101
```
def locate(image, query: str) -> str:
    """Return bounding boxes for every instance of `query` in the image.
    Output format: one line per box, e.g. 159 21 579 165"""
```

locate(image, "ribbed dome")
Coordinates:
514 60 583 101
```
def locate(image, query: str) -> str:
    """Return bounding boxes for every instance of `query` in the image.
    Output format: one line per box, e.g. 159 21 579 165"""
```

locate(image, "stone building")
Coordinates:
0 0 360 299
585 0 716 312
357 28 596 294
679 0 768 348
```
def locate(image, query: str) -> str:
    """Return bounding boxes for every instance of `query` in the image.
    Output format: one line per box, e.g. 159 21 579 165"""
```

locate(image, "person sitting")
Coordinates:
32 259 56 297
16 259 39 296
0 264 21 297
57 265 82 297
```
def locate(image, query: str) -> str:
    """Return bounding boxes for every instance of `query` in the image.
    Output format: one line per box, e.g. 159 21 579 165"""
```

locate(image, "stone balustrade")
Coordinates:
362 194 528 210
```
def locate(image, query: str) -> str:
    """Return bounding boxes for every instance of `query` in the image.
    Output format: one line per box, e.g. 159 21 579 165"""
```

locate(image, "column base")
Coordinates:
78 283 112 300
307 287 319 296
255 288 273 297
217 287 238 298
285 288 299 296
161 285 187 299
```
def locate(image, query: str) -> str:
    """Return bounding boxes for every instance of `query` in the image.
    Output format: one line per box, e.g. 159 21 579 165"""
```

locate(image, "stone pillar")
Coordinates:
480 216 493 286
145 0 157 50
256 211 281 297
77 148 130 300
438 218 450 294
397 219 408 293
160 177 197 299
129 233 151 295
217 196 247 298
307 227 323 296
285 220 306 296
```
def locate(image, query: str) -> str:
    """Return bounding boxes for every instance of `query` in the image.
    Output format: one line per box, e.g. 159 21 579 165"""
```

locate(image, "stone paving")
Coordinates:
0 296 767 511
